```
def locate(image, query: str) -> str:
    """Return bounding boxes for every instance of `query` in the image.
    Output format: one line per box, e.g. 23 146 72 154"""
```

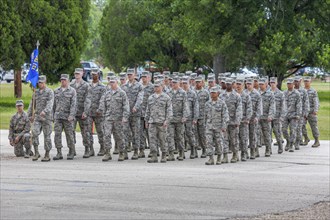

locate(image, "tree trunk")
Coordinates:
14 69 22 98
277 74 284 90
213 54 225 83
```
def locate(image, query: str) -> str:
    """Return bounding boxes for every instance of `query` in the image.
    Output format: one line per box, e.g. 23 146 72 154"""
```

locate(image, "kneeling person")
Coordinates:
8 100 32 158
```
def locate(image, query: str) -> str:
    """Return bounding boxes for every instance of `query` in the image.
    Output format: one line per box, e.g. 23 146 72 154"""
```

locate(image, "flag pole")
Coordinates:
30 40 39 149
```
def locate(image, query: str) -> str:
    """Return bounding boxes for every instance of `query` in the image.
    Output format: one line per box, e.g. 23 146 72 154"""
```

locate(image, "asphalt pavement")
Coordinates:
1 129 329 219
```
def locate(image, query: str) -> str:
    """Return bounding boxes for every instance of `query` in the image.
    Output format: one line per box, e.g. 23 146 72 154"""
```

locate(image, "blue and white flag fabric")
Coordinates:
26 49 39 88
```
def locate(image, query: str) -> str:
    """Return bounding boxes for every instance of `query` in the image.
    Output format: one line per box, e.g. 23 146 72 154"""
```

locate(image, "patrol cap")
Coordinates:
108 76 117 82
119 72 127 79
231 76 237 83
246 78 253 84
126 69 135 75
181 76 189 83
208 74 215 82
294 76 302 81
195 76 203 82
190 73 197 79
107 72 115 78
163 71 171 78
38 75 46 83
16 100 24 106
91 69 99 75
264 76 269 81
185 70 193 75
209 86 219 93
286 78 294 84
141 71 150 77
226 78 234 84
74 68 83 74
60 74 69 80
304 76 312 82
253 76 260 81
178 72 184 78
258 78 267 84
172 72 179 76
154 79 162 87
172 76 180 83
236 78 244 84
158 75 165 80
270 77 277 83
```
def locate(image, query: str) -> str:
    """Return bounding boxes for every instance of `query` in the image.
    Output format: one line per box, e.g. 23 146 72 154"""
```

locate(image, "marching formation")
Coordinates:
8 68 321 165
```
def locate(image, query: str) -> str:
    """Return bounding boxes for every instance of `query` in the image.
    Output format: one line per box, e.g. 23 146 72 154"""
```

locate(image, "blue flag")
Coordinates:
26 49 39 88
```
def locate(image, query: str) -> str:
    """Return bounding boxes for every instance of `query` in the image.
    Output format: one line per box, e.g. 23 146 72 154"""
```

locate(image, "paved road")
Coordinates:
1 130 329 219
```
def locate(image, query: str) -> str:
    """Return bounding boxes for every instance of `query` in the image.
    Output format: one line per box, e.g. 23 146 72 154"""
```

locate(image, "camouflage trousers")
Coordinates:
32 119 52 151
103 120 125 152
305 113 320 138
259 120 272 149
185 120 197 149
295 117 305 147
239 122 249 152
167 122 184 151
74 116 92 148
248 120 258 150
124 116 140 150
12 133 31 156
139 117 149 150
89 116 105 149
282 117 298 144
223 125 239 153
54 119 75 150
148 123 167 153
205 128 224 156
271 119 283 146
196 119 206 150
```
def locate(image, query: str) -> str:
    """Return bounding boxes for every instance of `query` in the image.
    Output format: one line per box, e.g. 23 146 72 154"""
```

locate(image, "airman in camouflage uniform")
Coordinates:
166 76 190 161
294 76 310 150
245 78 262 159
27 75 54 162
145 80 173 163
204 86 229 165
259 78 275 157
70 68 92 158
98 76 130 162
303 77 320 147
8 100 32 158
282 78 302 152
85 70 106 157
182 76 199 159
221 78 242 163
140 71 154 158
236 79 252 161
270 77 286 153
121 69 144 160
53 74 77 160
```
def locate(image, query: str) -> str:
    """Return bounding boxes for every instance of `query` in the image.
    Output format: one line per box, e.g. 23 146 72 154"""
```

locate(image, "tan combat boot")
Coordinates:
288 143 294 152
250 148 255 159
167 151 175 161
265 147 271 157
138 149 145 158
97 146 105 156
32 146 40 161
312 138 320 148
241 151 247 161
131 149 139 160
147 152 158 163
255 146 260 157
41 151 50 162
216 154 222 165
102 149 112 161
160 152 167 163
205 155 214 165
302 135 310 146
177 150 184 161
113 143 119 154
285 140 290 151
53 148 63 160
190 146 196 159
221 153 229 163
67 148 75 160
201 148 207 158
118 151 125 161
83 146 90 158
230 152 238 163
89 146 95 157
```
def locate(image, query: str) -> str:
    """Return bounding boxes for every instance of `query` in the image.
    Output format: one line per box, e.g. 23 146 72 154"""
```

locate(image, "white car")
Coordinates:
3 70 14 83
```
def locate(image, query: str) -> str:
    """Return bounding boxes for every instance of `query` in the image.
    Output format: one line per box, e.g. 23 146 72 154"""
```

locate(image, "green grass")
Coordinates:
1 81 329 139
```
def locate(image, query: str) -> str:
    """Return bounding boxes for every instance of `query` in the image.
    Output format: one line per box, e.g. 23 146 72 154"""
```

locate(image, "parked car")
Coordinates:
3 69 14 83
21 63 30 82
81 61 103 81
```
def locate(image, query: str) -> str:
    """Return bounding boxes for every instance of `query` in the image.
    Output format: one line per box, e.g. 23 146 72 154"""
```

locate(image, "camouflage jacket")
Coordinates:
185 89 199 121
195 88 209 119
220 90 242 125
27 87 54 121
98 87 130 121
297 88 310 117
8 111 30 140
167 88 190 123
122 81 144 117
204 99 229 130
141 82 154 117
260 89 275 120
70 79 90 117
238 91 252 123
306 87 320 114
145 92 173 124
85 81 106 117
53 86 77 120
245 89 262 121
272 88 286 120
283 89 302 119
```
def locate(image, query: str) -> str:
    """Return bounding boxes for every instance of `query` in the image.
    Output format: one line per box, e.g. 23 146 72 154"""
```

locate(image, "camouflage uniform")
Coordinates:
295 86 310 149
53 83 77 158
140 82 154 151
259 85 275 156
27 85 54 154
283 81 302 151
98 87 130 154
121 80 144 157
8 110 31 157
85 81 106 155
70 79 92 154
271 87 286 152
304 86 320 140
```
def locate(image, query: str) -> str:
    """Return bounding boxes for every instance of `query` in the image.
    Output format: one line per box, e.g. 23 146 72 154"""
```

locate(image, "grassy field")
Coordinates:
0 80 329 139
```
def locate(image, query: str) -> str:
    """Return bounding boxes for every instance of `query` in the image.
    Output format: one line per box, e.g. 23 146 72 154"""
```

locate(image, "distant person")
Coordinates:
8 100 32 158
